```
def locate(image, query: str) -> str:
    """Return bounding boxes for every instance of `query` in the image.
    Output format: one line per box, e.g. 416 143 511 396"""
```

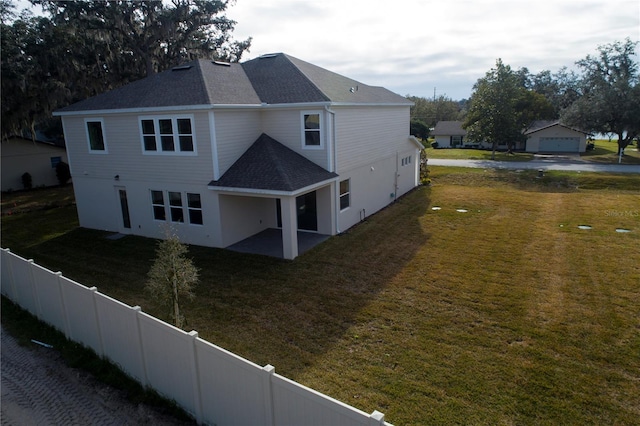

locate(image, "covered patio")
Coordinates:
227 228 330 259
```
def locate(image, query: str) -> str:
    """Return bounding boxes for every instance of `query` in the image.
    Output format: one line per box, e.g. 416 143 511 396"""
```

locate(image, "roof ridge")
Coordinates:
281 54 331 102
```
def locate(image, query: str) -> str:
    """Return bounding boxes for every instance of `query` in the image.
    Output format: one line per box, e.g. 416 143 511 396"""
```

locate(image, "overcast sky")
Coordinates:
228 0 640 100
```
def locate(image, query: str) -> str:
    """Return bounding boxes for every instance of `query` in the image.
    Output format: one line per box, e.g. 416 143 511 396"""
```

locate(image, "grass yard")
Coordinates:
2 171 639 425
425 139 640 164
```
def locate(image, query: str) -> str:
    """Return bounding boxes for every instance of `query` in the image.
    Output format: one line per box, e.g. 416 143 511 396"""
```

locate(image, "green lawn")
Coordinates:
425 139 640 164
2 173 639 425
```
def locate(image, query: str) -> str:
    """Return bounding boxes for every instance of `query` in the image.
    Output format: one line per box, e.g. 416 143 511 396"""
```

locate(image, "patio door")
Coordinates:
275 191 318 231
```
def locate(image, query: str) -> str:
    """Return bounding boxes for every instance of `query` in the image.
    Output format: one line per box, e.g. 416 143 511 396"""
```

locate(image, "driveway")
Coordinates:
1 326 193 425
427 157 640 174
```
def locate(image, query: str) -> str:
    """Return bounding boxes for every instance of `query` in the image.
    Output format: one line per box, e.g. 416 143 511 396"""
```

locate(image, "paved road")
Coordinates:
428 158 640 174
1 326 193 425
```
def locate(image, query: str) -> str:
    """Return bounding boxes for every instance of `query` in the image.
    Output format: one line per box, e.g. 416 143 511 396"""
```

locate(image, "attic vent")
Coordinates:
172 65 193 71
212 60 231 67
259 54 278 59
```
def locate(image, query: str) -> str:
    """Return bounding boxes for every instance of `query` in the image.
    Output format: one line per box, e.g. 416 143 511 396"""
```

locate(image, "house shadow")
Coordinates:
185 186 432 378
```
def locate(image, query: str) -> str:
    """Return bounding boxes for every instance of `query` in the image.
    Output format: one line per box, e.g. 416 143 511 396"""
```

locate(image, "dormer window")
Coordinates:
301 111 323 149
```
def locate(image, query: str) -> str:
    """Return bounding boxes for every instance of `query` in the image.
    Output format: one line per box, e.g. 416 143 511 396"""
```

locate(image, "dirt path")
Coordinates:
1 326 194 425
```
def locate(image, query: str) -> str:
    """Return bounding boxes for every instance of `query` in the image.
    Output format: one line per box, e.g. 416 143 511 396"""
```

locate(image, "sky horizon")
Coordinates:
12 0 640 101
227 0 639 100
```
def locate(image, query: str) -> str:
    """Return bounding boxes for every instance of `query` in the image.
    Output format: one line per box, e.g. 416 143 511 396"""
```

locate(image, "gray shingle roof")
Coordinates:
208 133 338 192
432 121 466 136
56 53 411 113
524 120 589 135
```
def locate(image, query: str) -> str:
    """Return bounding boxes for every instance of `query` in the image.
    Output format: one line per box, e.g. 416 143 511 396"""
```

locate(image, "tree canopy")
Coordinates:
463 59 555 158
562 38 640 153
1 0 251 140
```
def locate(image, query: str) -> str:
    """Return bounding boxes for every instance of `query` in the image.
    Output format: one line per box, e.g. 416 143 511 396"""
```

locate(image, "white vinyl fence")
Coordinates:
0 248 392 426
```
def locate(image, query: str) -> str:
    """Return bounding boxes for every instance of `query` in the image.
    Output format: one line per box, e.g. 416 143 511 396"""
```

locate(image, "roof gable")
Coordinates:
432 121 466 136
208 133 338 192
525 120 589 135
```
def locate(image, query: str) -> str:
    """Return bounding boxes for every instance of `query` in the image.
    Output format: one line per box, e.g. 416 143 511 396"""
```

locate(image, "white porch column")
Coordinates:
280 196 298 260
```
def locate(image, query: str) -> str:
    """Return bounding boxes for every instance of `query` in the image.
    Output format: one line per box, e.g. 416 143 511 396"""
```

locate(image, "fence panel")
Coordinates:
1 249 16 299
138 312 198 418
9 255 38 315
195 338 268 425
271 374 380 426
30 263 67 333
94 292 146 384
59 276 102 354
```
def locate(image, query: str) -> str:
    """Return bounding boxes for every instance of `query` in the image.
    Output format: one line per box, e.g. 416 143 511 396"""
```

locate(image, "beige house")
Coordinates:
54 54 420 259
1 136 68 192
525 121 589 153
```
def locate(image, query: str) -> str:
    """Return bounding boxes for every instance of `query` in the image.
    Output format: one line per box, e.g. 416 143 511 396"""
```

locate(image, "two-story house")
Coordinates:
54 53 420 259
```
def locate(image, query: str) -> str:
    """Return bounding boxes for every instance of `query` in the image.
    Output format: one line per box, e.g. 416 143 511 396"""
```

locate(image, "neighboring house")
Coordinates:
1 136 68 192
524 121 589 153
53 53 420 259
432 121 467 148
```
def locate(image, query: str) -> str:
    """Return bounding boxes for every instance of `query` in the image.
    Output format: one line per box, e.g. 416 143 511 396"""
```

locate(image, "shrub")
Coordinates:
21 172 32 190
56 161 71 186
431 141 439 149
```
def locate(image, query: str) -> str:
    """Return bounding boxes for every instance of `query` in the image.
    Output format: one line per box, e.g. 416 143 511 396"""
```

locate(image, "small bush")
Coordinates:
431 141 439 149
56 161 71 186
21 172 33 190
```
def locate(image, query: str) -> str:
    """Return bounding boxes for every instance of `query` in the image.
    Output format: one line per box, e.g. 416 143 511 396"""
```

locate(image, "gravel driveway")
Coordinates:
1 326 194 425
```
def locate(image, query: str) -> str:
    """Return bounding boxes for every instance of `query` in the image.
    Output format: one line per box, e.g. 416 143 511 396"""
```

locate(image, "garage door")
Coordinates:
538 137 580 152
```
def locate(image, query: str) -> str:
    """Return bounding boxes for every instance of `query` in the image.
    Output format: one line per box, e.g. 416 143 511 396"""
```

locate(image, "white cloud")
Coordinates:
229 0 640 99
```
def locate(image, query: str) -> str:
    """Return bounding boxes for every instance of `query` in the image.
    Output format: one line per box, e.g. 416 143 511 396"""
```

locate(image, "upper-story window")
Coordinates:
140 116 196 155
301 112 323 149
85 118 107 153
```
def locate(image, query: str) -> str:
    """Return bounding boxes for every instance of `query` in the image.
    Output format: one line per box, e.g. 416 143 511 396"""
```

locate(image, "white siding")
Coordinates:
214 110 262 175
334 106 409 172
218 194 276 247
434 135 452 148
262 109 329 169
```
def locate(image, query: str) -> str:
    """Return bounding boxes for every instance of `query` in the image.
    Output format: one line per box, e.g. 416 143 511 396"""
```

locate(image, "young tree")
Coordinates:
562 38 640 154
146 228 199 328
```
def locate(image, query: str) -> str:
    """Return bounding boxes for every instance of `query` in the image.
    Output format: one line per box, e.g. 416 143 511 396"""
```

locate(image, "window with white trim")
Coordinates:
151 190 166 221
140 116 195 154
301 112 322 148
401 155 412 166
169 191 184 222
150 190 203 225
339 179 350 210
187 193 203 225
85 119 107 153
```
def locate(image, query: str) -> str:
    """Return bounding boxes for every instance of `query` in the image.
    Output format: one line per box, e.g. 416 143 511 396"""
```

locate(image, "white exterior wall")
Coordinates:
214 109 262 177
434 135 452 148
218 194 277 247
333 106 416 232
1 138 69 191
526 125 587 153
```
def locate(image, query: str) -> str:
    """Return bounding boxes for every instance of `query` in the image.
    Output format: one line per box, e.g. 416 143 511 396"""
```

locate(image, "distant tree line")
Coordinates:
409 38 640 158
1 0 251 140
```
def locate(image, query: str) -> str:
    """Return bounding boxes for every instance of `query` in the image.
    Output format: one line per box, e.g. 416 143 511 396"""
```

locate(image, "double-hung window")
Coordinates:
339 179 350 210
301 112 322 148
85 118 107 153
140 116 195 154
150 190 203 225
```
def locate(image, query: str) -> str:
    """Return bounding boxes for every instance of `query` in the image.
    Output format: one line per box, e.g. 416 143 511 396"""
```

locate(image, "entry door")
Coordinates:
115 186 131 231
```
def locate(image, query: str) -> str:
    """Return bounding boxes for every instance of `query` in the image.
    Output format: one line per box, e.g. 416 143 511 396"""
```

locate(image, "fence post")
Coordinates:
89 287 105 357
54 271 72 339
188 330 203 425
369 410 386 426
131 306 148 387
27 259 43 319
262 364 275 426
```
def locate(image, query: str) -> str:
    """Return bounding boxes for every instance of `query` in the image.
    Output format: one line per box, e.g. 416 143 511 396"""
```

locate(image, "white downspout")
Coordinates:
325 106 340 233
